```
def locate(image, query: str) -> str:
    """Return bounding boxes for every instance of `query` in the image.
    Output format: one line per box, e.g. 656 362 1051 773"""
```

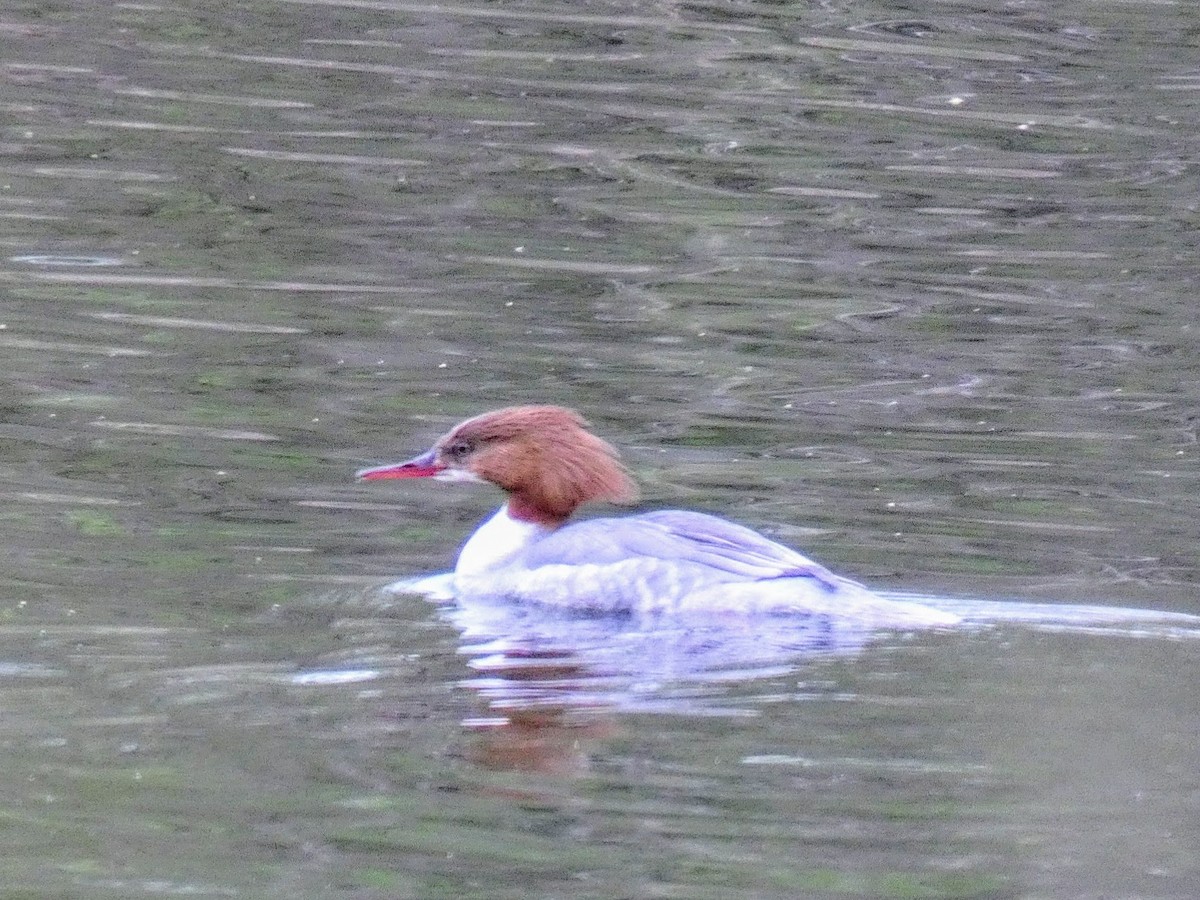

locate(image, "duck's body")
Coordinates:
358 406 958 628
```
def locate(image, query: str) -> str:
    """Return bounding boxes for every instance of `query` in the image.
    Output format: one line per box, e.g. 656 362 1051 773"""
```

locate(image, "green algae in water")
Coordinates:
65 510 127 536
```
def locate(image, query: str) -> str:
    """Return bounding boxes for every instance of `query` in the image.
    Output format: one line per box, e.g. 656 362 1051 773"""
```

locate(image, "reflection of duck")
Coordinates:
358 405 958 628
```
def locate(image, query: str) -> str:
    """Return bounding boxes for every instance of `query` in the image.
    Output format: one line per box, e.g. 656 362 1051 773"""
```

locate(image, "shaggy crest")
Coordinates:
438 405 638 524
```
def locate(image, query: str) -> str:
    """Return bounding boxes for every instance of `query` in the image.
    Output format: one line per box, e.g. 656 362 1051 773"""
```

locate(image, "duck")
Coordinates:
357 405 959 628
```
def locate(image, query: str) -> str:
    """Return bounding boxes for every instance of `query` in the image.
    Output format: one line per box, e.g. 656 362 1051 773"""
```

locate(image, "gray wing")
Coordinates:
520 509 843 590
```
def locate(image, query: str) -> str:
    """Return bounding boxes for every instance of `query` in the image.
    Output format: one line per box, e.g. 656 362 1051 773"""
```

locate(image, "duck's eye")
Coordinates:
444 440 472 461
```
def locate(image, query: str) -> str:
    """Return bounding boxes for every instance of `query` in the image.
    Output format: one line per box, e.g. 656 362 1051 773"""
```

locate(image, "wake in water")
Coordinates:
381 575 1200 715
392 573 1200 638
878 591 1200 639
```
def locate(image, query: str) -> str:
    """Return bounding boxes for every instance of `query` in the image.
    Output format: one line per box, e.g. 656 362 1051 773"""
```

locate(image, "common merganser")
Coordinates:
357 406 959 628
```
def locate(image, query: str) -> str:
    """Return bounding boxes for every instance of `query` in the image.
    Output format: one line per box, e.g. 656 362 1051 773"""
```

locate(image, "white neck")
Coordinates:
455 504 550 578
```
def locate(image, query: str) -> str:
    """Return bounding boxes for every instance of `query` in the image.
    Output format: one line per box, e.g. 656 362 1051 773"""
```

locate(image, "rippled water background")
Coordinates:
2 1 1198 897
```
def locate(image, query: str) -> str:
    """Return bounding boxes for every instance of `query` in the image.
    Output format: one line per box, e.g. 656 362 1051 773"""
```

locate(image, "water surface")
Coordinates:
1 0 1198 896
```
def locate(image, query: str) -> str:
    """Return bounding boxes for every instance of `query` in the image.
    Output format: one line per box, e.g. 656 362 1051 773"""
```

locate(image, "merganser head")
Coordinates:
356 405 638 526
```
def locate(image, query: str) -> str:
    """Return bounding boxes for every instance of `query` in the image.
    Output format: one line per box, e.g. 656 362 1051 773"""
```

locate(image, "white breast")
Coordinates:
454 505 550 579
